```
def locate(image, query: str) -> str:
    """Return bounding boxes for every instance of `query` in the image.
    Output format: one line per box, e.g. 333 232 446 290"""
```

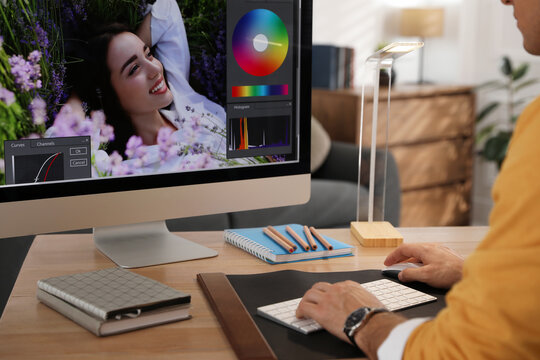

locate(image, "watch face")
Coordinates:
345 307 371 329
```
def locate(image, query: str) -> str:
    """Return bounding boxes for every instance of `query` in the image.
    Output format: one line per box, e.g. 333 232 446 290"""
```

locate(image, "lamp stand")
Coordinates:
418 37 425 84
351 42 422 247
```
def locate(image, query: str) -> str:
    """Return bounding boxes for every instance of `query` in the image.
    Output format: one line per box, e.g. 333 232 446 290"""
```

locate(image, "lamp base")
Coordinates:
350 221 403 247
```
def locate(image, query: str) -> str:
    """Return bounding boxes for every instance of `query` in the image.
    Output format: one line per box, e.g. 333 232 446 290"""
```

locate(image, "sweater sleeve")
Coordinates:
403 96 540 359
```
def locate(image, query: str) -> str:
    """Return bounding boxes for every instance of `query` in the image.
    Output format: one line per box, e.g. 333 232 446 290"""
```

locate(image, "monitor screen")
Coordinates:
0 0 311 267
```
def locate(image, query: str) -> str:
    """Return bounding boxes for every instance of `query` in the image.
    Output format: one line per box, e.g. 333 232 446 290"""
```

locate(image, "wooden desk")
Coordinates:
0 227 487 359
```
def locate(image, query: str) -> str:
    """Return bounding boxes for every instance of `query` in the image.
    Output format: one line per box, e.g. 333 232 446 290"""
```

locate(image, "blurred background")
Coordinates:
311 0 540 226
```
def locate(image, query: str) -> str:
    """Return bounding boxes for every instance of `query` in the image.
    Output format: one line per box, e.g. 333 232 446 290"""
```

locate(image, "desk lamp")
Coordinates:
351 42 423 247
400 8 444 84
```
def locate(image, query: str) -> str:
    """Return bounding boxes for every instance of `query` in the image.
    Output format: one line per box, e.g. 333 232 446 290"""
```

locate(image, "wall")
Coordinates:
313 0 540 225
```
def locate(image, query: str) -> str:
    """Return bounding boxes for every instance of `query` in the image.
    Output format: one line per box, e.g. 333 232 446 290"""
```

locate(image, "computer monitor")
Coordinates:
0 0 312 268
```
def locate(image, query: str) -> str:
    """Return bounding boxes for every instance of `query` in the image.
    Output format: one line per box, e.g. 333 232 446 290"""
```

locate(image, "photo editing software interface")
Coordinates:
0 0 300 187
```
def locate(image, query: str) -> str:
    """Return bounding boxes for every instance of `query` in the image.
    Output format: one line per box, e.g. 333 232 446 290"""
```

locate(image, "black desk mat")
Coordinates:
227 270 448 360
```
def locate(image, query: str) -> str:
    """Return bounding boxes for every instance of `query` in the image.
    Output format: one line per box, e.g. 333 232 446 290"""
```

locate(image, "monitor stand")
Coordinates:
94 221 218 268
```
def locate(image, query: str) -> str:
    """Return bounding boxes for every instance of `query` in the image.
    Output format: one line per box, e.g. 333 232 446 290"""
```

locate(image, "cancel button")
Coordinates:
70 159 87 167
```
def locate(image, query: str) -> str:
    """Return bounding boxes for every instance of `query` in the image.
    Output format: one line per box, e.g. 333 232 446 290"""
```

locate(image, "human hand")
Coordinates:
384 243 464 289
296 281 384 344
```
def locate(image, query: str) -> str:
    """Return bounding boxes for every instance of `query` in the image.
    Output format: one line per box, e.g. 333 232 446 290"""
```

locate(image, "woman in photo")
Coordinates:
63 0 229 174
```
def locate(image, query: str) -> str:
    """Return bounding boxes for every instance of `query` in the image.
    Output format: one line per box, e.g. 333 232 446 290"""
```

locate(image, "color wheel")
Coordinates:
232 9 289 77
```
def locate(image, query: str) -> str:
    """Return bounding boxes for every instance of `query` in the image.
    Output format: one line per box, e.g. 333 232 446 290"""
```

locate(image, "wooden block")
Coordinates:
350 221 403 247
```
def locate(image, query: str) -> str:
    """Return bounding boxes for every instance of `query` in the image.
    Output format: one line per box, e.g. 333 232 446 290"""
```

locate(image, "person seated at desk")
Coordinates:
297 0 540 358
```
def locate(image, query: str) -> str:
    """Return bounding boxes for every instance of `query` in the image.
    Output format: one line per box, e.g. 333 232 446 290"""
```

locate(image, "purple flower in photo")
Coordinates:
9 52 42 92
0 35 3 49
0 87 15 106
47 105 92 139
33 23 49 49
108 151 132 176
50 64 67 106
90 110 114 143
156 127 180 164
157 127 174 149
189 11 226 106
92 150 133 178
29 96 47 125
72 0 88 21
28 50 41 65
178 153 219 171
125 135 148 161
47 106 115 151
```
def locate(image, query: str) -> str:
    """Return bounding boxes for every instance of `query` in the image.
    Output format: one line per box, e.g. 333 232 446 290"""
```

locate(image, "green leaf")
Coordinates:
511 115 519 124
514 78 540 92
512 63 529 81
482 132 512 166
476 102 500 123
501 56 513 76
475 124 496 144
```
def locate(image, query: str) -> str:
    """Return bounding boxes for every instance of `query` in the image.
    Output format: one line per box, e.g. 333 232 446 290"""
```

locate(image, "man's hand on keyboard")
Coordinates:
384 243 464 289
296 281 384 344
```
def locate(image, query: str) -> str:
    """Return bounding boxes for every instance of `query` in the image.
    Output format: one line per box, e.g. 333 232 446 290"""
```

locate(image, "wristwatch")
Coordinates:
343 307 389 346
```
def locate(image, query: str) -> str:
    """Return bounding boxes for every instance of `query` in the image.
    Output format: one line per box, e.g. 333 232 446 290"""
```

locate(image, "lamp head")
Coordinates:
367 42 424 63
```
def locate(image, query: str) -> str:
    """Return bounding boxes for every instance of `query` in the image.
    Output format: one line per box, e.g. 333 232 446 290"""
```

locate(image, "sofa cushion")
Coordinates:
311 116 331 173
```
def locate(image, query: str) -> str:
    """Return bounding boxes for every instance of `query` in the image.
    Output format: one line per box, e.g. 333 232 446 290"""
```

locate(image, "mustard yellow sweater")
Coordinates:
404 96 540 359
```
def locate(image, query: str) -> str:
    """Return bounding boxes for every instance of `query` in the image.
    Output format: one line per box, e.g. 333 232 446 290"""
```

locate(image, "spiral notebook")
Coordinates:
224 224 354 264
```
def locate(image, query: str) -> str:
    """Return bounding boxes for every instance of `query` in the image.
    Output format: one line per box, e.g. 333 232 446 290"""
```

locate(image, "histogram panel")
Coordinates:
229 115 289 150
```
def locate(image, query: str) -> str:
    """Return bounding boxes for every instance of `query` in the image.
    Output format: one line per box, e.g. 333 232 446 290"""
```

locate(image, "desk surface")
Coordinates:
0 227 488 359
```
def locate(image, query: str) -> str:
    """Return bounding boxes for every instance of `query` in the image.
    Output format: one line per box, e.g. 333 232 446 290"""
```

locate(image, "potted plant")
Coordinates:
476 56 539 168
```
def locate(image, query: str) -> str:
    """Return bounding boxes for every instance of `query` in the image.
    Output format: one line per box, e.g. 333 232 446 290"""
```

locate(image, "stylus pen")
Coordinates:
309 227 333 250
263 228 295 253
285 226 310 251
267 225 297 251
303 225 318 250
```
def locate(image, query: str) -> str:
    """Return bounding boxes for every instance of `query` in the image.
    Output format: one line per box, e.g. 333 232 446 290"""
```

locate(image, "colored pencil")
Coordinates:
309 226 333 250
267 226 297 251
303 225 318 250
263 228 295 253
285 226 310 251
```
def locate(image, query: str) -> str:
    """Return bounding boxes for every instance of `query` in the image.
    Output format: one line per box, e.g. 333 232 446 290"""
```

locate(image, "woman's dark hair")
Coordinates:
67 23 136 157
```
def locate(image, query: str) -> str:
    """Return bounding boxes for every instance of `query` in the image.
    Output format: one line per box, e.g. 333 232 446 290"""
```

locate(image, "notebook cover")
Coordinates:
225 270 449 360
224 224 354 264
37 288 191 337
37 267 190 320
197 273 277 360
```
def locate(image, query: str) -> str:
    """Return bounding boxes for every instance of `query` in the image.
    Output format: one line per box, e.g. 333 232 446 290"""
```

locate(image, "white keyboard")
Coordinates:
256 279 436 334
